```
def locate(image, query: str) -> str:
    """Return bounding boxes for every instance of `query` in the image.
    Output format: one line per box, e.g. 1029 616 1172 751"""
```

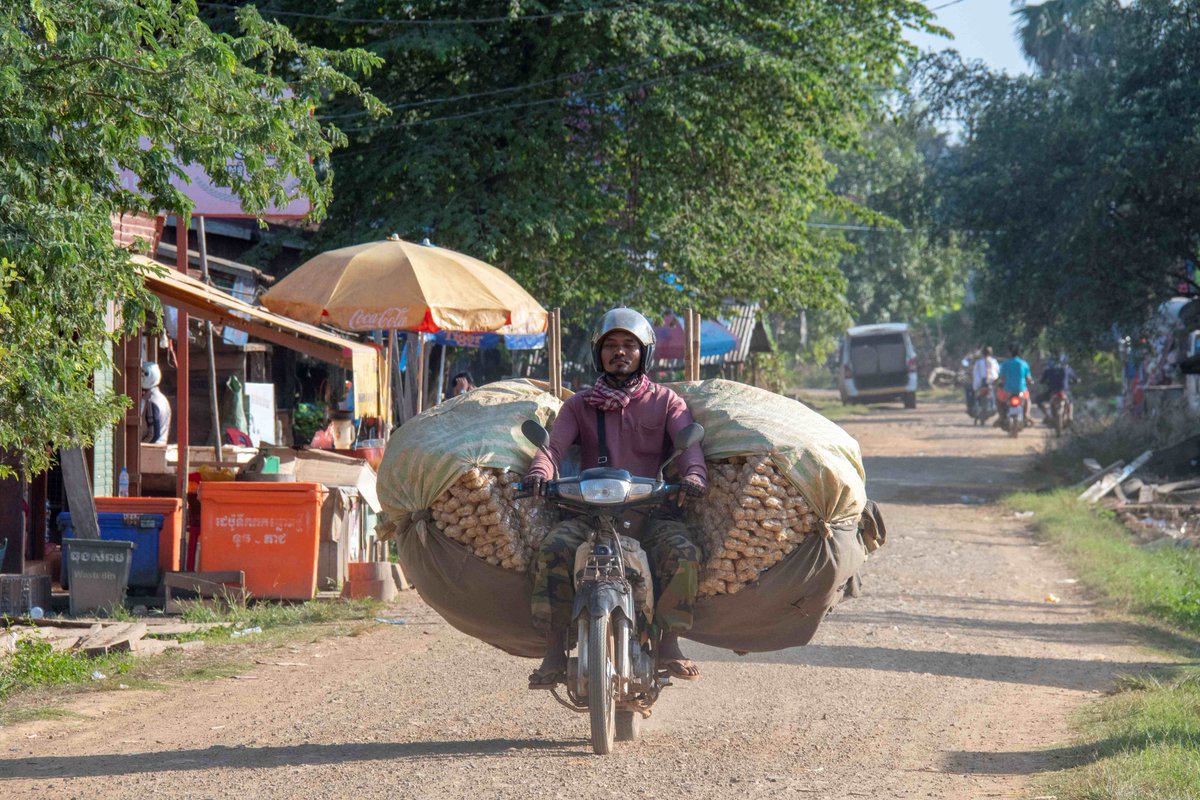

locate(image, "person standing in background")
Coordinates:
140 362 172 444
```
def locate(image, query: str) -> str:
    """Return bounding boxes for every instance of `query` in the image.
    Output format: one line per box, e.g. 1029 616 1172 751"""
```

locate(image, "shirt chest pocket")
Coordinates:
632 420 666 457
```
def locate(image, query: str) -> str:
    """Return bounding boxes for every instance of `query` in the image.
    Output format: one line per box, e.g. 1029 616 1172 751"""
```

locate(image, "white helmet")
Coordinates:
590 308 656 374
141 362 162 390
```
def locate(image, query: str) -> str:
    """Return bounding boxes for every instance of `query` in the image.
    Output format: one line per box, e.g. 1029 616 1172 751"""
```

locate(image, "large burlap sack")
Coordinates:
664 379 870 650
377 379 558 657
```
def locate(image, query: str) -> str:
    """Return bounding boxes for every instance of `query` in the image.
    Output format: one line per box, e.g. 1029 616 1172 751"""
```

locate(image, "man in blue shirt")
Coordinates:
998 344 1034 425
1035 355 1077 420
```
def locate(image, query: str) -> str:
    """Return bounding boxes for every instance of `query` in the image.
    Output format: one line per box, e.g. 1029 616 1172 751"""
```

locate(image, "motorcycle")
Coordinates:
1048 391 1073 437
970 384 996 426
518 418 705 755
998 389 1028 438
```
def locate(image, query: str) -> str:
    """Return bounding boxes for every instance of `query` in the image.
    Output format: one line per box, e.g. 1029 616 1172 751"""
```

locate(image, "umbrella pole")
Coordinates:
691 311 702 381
434 344 447 405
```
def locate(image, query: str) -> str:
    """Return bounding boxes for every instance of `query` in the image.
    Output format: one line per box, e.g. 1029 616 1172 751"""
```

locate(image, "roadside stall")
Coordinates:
70 255 391 603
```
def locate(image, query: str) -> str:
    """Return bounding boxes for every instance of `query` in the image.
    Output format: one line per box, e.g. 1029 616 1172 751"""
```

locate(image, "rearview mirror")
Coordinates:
674 423 705 451
521 419 550 450
658 423 705 480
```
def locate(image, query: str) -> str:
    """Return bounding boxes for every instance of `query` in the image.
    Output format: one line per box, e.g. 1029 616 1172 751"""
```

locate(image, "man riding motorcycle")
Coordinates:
524 308 707 689
995 343 1034 427
970 346 1000 417
1035 354 1077 422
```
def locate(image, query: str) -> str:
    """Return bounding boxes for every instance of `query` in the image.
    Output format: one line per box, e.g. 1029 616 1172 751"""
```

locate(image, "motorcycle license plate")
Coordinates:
1008 406 1021 417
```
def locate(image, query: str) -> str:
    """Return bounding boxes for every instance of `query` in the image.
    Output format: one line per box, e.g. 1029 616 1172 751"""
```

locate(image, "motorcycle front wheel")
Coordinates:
588 614 616 754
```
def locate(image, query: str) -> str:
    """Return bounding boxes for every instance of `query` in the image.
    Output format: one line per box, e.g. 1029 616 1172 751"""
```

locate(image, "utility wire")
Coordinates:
320 28 782 121
927 0 971 11
319 51 672 120
330 53 754 139
197 1 683 27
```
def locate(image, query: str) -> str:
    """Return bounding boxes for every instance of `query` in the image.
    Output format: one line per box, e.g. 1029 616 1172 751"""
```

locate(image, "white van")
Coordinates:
836 323 919 408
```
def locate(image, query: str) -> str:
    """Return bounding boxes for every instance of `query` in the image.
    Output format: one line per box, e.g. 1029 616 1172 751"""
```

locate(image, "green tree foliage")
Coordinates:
787 105 980 369
830 111 978 325
205 1 934 323
0 0 382 475
1013 0 1122 74
921 0 1200 352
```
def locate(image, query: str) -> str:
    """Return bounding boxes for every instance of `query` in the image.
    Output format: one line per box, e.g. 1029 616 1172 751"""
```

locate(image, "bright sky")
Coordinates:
906 0 1032 75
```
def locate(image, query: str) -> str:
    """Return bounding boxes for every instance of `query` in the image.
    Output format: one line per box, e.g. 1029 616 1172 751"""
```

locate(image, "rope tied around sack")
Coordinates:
411 509 433 546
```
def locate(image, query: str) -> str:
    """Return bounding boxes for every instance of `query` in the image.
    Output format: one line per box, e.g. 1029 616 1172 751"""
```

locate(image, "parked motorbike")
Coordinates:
518 418 705 755
1048 391 1073 437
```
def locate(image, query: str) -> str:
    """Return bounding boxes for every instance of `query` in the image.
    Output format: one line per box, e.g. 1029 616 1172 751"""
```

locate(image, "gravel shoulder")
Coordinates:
0 399 1167 799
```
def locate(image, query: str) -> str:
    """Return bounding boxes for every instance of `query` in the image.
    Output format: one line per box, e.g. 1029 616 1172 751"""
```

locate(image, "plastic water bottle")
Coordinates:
118 467 130 497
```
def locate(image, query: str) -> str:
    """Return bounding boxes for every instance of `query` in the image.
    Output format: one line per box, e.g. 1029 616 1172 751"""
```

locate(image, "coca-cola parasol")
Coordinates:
261 235 546 334
654 314 739 360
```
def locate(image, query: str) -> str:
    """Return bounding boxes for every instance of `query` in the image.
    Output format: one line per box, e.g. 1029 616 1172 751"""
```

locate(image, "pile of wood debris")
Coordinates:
1077 449 1200 548
1 617 229 658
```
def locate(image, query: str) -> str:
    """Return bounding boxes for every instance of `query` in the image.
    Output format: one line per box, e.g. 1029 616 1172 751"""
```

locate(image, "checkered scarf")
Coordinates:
583 374 651 411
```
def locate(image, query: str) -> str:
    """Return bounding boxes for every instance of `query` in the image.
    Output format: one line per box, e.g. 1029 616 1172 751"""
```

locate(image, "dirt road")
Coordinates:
1 399 1166 799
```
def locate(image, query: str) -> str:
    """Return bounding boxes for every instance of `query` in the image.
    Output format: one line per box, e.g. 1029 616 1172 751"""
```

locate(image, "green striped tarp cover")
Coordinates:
666 380 866 526
377 380 563 519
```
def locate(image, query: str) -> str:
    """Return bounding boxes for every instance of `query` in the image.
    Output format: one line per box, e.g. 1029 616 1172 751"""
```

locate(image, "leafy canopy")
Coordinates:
215 0 935 326
920 0 1200 352
0 0 382 475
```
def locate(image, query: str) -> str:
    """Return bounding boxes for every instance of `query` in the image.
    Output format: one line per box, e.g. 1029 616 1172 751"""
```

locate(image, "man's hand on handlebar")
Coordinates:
678 475 707 507
523 474 546 497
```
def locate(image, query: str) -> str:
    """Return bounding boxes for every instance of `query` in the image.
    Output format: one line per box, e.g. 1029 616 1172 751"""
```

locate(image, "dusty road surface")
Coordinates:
1 399 1168 799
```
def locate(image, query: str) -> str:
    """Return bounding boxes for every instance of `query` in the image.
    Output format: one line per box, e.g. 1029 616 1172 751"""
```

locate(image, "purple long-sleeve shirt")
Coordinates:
527 382 707 484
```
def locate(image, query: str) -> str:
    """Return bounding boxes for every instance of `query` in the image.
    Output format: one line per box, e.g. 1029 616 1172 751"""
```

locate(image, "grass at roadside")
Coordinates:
0 598 383 722
1005 491 1200 799
793 391 874 421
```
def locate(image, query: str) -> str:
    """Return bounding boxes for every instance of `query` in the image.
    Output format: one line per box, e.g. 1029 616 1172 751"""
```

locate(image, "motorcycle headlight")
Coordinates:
580 479 631 504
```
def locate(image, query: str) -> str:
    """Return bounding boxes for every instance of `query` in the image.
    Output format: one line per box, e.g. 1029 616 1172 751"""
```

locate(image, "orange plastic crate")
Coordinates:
94 496 183 574
198 482 328 600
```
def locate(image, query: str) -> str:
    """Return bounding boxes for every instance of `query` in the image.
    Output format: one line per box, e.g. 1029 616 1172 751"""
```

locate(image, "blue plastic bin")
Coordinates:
58 511 164 588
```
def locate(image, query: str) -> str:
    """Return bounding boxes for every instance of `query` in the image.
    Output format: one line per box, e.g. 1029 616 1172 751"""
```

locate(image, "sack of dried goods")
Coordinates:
666 379 876 652
375 379 563 657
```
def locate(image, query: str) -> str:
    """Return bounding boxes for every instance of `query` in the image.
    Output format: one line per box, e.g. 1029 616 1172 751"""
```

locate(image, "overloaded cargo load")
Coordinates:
377 378 882 658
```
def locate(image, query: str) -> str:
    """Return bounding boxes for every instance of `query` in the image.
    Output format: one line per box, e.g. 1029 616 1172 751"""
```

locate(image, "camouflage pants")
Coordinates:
531 516 700 633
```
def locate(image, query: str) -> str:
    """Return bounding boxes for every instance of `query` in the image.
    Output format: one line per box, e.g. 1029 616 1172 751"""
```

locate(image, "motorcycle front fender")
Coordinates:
572 583 634 625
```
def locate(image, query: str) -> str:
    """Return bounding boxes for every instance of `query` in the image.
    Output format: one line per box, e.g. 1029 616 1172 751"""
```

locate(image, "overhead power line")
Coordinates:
197 1 684 27
331 53 754 139
320 28 784 121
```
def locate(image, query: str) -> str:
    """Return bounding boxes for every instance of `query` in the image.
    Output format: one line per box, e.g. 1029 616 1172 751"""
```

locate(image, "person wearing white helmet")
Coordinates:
140 362 172 444
524 307 708 688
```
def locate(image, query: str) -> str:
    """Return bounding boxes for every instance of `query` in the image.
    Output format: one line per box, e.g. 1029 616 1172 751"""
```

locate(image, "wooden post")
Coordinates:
197 218 223 463
548 308 562 398
414 333 426 415
683 309 694 381
175 217 190 532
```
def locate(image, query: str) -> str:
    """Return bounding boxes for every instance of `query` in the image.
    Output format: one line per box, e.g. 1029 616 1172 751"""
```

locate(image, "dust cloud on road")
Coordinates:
1 399 1164 799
